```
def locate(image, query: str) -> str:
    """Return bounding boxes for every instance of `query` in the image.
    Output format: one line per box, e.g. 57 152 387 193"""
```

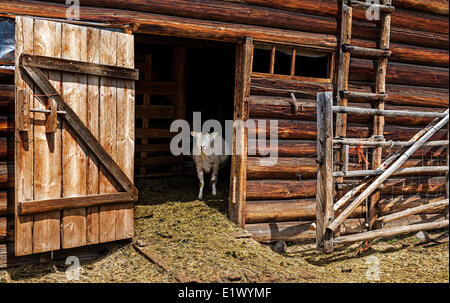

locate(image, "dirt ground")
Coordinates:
1 177 448 283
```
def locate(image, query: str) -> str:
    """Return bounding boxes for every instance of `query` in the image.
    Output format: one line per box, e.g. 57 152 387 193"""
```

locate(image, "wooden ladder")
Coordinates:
335 0 394 229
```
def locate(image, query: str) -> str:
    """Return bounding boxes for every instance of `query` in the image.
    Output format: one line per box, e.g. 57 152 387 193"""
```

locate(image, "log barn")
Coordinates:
0 0 448 266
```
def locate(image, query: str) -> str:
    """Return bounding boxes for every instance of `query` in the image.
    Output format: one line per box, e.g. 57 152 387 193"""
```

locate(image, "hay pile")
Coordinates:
0 177 448 283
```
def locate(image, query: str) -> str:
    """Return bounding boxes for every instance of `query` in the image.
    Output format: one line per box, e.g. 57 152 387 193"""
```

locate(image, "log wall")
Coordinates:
0 0 448 250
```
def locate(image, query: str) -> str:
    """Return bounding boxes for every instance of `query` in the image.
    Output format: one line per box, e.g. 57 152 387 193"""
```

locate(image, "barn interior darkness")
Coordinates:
134 34 236 197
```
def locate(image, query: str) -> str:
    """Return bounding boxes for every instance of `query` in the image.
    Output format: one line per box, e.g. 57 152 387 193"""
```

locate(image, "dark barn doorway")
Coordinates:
134 34 236 203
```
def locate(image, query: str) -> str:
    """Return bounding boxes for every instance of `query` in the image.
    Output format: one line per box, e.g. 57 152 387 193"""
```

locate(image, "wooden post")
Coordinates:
316 92 334 253
369 0 392 230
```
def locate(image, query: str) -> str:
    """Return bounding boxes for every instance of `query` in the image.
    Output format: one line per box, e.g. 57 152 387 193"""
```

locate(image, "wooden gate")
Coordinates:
14 16 138 256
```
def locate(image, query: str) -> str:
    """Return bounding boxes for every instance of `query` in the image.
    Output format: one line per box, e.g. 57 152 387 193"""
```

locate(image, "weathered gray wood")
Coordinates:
342 45 391 57
20 54 139 80
334 220 448 245
316 92 334 252
376 199 449 224
333 106 447 118
328 111 449 232
333 139 448 148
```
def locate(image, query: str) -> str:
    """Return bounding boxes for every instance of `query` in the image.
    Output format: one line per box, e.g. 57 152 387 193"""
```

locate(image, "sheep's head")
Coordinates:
191 131 218 155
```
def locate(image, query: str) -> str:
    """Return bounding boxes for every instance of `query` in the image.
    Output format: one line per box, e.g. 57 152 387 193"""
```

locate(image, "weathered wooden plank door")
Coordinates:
14 16 137 256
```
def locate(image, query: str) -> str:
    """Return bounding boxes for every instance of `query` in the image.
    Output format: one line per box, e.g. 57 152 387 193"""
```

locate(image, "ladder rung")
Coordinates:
340 90 388 101
342 45 391 57
347 0 395 12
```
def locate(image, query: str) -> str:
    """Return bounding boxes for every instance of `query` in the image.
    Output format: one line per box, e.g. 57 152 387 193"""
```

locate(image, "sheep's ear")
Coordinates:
211 132 218 139
191 131 199 137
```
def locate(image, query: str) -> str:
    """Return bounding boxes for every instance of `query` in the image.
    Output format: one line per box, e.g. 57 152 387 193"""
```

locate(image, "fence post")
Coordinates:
316 92 335 253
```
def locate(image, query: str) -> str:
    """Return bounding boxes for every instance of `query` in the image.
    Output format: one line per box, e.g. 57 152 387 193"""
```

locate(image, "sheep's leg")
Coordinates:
211 165 219 196
197 170 204 200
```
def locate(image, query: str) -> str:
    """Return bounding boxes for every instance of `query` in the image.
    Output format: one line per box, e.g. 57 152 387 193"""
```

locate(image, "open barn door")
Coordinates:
14 16 138 256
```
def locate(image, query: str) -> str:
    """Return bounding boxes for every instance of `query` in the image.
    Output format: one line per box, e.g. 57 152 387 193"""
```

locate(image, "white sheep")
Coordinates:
191 131 230 199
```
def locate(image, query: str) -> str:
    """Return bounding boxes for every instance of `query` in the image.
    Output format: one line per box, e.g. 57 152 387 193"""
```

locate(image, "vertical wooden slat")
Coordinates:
316 92 334 253
334 2 352 186
86 27 101 245
115 32 135 240
229 37 253 228
269 45 275 74
369 0 391 230
14 16 34 256
61 23 88 249
32 19 62 253
99 30 118 243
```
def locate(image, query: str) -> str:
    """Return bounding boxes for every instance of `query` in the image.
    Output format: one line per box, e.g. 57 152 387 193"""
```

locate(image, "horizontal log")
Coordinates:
352 40 449 67
245 199 365 223
0 0 338 50
249 176 447 201
0 215 13 242
135 156 184 167
333 139 448 148
0 162 14 188
136 81 177 95
247 157 316 179
251 76 333 98
350 58 449 89
35 0 450 41
245 218 368 243
248 95 447 126
342 45 391 58
222 0 449 28
393 0 449 15
0 116 14 135
248 140 317 157
19 192 137 215
334 220 449 245
0 137 13 160
333 106 447 118
135 105 174 119
340 176 447 196
246 212 448 243
248 156 445 180
0 85 14 108
0 190 14 215
135 128 173 139
249 119 448 141
378 195 448 215
333 166 448 178
246 179 317 200
377 199 449 224
251 77 449 108
134 144 171 153
349 83 449 108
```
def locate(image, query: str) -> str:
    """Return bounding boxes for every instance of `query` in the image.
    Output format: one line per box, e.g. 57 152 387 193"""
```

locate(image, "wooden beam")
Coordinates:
334 220 449 245
376 199 449 224
20 54 139 80
21 66 138 195
18 192 136 215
